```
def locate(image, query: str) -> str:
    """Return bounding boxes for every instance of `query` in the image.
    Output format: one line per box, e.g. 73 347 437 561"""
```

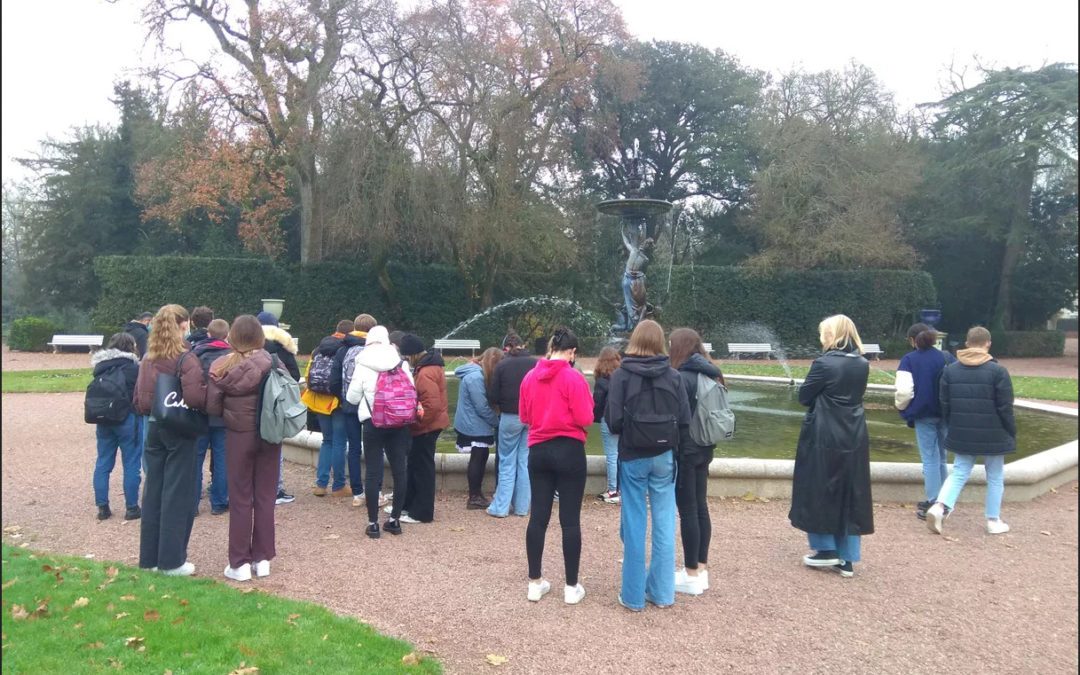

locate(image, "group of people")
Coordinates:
88 302 1017 605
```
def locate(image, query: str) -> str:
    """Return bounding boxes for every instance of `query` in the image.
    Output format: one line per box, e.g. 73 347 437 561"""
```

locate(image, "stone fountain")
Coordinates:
596 141 673 334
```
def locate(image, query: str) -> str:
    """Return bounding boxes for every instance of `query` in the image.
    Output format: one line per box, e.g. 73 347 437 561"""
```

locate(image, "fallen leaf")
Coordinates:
106 567 119 578
179 599 189 606
74 623 84 629
740 492 757 502
943 536 959 543
1 579 17 590
288 614 301 620
18 543 29 549
143 609 160 622
41 564 54 572
3 525 21 534
1040 530 1052 536
72 597 90 609
321 634 328 641
115 612 130 620
83 554 94 559
486 654 509 666
228 663 260 675
10 605 28 621
323 534 340 540
449 527 465 533
119 595 136 601
402 652 421 666
171 616 186 625
30 602 49 619
160 594 171 599
125 636 145 650
147 585 155 592
85 642 105 650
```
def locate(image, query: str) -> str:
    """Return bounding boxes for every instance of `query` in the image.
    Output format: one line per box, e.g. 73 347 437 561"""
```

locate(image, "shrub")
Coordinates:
8 317 61 352
990 331 1066 357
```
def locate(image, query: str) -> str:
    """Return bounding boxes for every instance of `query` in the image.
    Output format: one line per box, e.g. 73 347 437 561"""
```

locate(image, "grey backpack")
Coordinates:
340 344 366 397
688 373 735 445
259 355 307 443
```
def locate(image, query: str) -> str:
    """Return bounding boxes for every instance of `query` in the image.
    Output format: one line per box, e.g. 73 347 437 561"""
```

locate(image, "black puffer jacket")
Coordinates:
592 376 610 423
677 353 724 460
940 349 1016 456
488 351 538 415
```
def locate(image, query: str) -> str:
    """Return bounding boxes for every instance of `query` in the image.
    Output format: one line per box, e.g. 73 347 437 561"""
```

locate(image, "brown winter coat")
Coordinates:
205 350 273 433
133 350 208 416
410 356 450 436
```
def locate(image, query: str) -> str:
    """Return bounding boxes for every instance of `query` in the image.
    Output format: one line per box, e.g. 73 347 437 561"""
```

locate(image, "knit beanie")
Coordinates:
399 333 425 357
256 311 279 327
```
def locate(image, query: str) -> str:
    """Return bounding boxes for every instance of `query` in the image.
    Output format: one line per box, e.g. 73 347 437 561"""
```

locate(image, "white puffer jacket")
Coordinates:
344 326 414 423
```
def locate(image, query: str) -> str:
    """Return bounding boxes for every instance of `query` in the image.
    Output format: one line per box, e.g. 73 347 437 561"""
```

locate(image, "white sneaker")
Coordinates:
674 568 704 596
699 569 710 591
253 560 270 578
986 519 1011 535
399 513 421 524
383 504 394 514
160 562 195 577
527 579 551 602
224 563 252 582
379 492 392 508
564 583 586 605
352 495 364 507
926 502 948 535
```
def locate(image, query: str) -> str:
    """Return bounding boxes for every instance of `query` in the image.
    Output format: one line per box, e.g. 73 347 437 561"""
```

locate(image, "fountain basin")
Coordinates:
596 198 673 218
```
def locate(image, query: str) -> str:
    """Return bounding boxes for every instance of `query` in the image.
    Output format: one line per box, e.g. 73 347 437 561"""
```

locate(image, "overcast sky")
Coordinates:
2 0 1077 183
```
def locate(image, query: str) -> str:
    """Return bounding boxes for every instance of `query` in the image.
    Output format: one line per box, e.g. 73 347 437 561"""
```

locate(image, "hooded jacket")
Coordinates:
411 351 450 436
345 326 414 423
123 321 150 358
894 347 955 425
677 353 725 459
453 362 500 436
133 347 208 416
192 338 232 427
206 349 273 433
90 348 140 407
329 331 366 411
605 354 692 461
187 328 211 348
519 358 595 446
487 351 538 414
263 325 300 380
939 348 1016 456
301 333 347 416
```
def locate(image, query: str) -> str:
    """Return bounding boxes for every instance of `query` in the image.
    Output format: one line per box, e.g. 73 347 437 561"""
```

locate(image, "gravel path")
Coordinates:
2 391 1077 673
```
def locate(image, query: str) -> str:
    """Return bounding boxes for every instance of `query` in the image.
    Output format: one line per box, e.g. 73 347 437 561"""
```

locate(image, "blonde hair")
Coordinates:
145 304 190 361
212 315 265 376
818 314 864 353
625 320 666 357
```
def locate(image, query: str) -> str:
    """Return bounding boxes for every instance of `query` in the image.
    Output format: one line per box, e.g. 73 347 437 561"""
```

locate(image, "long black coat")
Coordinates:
789 350 874 537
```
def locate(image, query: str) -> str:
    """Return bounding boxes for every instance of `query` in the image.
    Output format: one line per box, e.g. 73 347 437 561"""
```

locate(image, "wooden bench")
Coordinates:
433 339 481 356
48 334 104 353
862 343 883 360
727 342 773 359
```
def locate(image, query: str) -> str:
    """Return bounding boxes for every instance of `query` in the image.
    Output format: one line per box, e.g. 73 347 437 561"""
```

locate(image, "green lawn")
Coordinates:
0 544 440 674
1 369 93 393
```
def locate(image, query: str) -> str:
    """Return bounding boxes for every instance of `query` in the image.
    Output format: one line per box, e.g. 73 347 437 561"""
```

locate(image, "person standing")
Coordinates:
606 320 690 611
186 306 215 348
206 315 280 581
668 328 723 596
305 320 353 498
132 304 207 576
895 322 956 519
455 348 502 509
123 311 153 358
926 326 1016 536
192 318 232 516
330 314 380 508
346 326 414 539
398 334 450 523
592 346 622 504
258 311 299 505
790 314 874 579
487 332 538 518
519 327 594 605
88 332 142 521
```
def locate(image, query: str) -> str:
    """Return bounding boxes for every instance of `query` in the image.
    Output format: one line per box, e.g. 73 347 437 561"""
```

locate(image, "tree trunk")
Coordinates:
296 155 323 264
992 143 1039 330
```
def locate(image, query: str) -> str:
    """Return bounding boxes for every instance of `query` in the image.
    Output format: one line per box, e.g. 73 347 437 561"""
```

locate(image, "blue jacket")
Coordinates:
454 363 499 436
894 347 955 427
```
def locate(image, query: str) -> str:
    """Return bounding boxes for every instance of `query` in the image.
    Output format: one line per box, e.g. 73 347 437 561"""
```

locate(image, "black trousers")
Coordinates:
363 421 410 524
526 437 587 586
467 447 490 496
676 449 713 569
403 430 441 522
140 422 198 570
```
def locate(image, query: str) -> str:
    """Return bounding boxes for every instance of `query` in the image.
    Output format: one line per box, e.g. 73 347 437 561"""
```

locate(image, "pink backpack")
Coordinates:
370 361 419 428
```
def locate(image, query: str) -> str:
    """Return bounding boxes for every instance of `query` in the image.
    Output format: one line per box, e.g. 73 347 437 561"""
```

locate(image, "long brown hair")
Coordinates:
625 319 665 357
479 347 503 390
145 304 189 361
594 346 621 379
669 328 707 369
212 315 265 376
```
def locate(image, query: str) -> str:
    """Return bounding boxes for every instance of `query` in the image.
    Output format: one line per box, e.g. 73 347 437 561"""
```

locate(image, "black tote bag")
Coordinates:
151 352 208 438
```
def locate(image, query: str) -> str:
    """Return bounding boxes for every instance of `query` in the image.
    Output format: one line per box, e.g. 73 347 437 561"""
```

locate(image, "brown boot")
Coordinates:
330 486 351 498
313 486 328 497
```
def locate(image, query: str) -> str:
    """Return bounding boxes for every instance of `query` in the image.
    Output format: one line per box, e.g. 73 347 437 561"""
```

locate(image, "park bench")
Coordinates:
433 338 481 356
727 342 773 359
862 343 883 360
703 343 713 353
47 334 104 353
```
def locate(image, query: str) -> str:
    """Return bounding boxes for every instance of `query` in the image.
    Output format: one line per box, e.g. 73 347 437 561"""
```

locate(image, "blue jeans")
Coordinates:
600 420 619 493
94 414 143 508
914 417 949 502
807 532 861 563
344 412 364 495
194 426 228 510
315 410 348 490
937 453 1006 519
488 414 530 517
619 451 676 610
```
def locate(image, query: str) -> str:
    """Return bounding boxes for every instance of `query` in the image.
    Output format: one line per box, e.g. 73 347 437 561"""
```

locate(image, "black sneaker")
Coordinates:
365 522 381 539
124 506 141 521
97 505 112 521
211 505 229 516
383 519 403 535
275 490 295 505
802 550 841 567
832 561 854 578
915 500 932 520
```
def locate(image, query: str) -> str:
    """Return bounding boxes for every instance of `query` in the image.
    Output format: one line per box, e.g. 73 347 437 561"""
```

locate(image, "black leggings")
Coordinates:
363 422 410 524
676 449 712 569
467 447 490 497
526 437 587 586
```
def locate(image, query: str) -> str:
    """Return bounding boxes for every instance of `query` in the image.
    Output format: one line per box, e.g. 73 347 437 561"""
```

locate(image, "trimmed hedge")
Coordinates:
8 317 61 352
992 331 1066 358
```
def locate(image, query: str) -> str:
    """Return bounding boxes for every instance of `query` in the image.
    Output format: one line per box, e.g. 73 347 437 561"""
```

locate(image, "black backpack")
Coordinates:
84 364 131 425
621 373 681 453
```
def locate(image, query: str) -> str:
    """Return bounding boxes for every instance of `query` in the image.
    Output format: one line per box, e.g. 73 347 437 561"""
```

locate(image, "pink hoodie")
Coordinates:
519 358 594 446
